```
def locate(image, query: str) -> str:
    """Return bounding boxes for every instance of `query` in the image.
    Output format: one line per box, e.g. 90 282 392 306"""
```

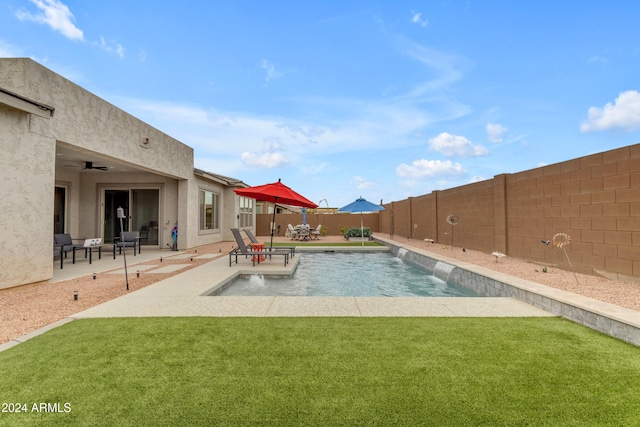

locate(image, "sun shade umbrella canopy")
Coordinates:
338 197 385 246
234 179 318 248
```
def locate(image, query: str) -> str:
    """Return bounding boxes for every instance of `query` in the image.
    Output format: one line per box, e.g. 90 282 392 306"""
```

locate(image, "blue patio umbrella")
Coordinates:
338 197 385 246
302 207 307 225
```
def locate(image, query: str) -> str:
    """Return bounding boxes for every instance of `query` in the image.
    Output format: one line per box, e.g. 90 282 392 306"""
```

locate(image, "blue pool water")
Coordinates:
215 252 478 297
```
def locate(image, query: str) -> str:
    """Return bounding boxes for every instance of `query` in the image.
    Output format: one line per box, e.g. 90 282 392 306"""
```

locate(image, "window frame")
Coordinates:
199 188 220 233
238 196 254 229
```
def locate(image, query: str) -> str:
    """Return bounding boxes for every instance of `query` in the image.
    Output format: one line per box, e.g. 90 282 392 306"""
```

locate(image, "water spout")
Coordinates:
249 274 266 288
433 261 455 282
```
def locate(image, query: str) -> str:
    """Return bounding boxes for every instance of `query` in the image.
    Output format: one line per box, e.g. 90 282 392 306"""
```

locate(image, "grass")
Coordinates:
1 317 639 426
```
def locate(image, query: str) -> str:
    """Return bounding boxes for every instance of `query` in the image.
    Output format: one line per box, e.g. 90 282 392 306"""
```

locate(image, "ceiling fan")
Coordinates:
82 161 108 171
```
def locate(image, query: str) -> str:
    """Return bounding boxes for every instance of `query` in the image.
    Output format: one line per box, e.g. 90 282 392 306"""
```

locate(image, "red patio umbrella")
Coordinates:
234 179 318 248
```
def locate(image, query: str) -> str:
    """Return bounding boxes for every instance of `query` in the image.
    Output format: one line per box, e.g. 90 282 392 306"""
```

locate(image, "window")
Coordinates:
239 197 254 228
199 189 220 231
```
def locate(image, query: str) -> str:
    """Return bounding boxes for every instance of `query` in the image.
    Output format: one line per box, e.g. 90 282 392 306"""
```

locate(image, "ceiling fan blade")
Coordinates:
82 161 108 170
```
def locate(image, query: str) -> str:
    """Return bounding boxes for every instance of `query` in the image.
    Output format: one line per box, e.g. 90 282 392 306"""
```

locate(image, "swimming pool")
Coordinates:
214 252 479 297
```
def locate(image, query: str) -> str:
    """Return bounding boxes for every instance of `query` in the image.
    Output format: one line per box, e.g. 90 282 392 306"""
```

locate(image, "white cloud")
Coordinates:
469 176 487 183
16 0 83 41
0 40 22 57
94 36 125 59
428 132 488 157
351 176 374 190
486 123 507 143
394 43 465 103
261 59 282 82
262 137 286 153
581 90 640 132
241 152 290 168
396 159 466 179
410 11 428 27
241 136 291 169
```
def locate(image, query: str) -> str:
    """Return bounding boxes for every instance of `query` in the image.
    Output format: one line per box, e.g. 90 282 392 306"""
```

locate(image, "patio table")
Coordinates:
251 243 266 262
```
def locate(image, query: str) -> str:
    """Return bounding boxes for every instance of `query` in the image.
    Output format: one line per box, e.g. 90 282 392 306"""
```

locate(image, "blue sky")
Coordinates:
2 1 640 208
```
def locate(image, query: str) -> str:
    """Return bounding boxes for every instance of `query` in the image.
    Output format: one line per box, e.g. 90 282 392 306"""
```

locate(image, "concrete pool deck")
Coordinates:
70 250 553 319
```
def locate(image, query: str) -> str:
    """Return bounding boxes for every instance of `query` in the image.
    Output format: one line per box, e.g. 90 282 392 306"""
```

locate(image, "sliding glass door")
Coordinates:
103 188 160 245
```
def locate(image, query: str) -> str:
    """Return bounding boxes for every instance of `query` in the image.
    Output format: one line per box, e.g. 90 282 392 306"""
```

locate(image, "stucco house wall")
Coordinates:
0 59 194 180
0 58 246 290
0 104 56 287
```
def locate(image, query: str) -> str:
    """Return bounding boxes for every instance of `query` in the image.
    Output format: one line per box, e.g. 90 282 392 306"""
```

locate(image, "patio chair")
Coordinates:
113 231 141 258
244 229 295 258
229 228 289 267
53 233 85 269
310 224 322 240
287 224 298 240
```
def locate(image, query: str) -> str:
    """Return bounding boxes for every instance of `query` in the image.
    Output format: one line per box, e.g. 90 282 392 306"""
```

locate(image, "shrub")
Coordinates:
344 227 371 238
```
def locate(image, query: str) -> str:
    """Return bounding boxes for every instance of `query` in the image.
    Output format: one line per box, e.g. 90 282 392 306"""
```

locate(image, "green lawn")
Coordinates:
1 317 639 426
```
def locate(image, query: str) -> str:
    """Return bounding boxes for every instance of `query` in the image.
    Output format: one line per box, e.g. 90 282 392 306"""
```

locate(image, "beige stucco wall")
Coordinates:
0 59 194 180
0 105 56 287
185 175 241 249
0 58 241 289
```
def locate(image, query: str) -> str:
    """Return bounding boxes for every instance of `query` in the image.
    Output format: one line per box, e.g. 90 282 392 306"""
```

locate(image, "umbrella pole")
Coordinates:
361 212 364 247
270 198 278 249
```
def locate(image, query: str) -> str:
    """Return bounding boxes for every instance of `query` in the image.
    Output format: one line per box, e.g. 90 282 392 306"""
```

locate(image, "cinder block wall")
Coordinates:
505 145 640 281
252 144 638 281
255 212 380 238
378 143 640 282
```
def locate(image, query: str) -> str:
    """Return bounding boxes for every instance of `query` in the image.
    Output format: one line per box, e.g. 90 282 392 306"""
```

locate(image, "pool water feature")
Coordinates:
433 261 456 282
214 252 478 297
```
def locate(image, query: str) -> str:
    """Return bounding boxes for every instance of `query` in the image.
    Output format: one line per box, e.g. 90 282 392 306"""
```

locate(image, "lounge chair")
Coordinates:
53 233 85 269
244 229 295 257
230 228 289 267
113 231 141 258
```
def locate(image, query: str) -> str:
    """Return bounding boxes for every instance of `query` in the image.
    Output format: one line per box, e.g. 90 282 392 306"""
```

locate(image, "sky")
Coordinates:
2 1 640 208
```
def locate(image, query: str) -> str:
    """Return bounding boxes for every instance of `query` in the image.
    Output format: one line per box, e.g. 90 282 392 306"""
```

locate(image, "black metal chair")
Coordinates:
53 233 85 269
113 231 141 258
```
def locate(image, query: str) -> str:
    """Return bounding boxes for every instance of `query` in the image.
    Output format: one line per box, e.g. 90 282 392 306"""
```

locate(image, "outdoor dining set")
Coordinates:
287 224 322 241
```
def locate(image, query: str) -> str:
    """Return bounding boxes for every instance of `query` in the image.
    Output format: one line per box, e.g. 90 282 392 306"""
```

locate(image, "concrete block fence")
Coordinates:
256 143 640 283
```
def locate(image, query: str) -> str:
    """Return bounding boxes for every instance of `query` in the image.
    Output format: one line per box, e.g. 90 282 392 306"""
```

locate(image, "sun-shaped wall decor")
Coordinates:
446 214 460 226
552 232 571 248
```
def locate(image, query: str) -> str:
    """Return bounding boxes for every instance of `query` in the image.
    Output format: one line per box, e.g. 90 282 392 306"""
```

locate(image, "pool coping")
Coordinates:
373 236 640 346
63 248 551 321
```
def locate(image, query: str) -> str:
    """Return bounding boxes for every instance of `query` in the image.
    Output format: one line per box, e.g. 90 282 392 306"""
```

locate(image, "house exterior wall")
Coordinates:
0 59 194 180
187 175 236 248
0 105 56 287
0 58 241 289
